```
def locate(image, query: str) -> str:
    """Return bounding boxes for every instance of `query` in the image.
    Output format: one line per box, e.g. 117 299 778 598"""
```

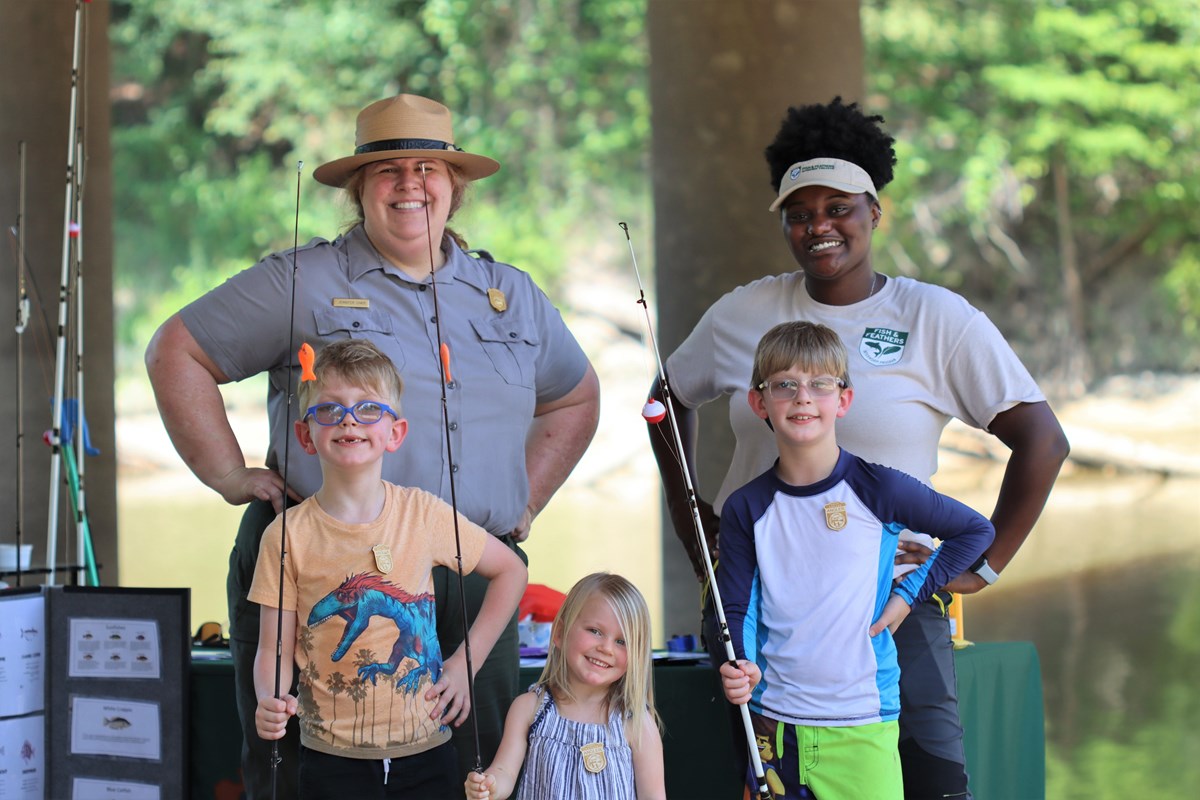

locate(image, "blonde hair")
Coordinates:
537 573 661 746
296 339 405 414
750 321 852 390
341 160 471 249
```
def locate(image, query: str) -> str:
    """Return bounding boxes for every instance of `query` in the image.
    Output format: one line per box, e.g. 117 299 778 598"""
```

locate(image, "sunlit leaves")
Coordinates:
863 0 1200 374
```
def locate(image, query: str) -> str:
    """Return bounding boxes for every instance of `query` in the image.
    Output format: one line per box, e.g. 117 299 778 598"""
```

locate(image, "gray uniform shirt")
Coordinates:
180 224 589 536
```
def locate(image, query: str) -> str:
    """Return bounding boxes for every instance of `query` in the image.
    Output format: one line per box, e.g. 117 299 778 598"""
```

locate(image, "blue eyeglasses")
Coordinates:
303 401 399 426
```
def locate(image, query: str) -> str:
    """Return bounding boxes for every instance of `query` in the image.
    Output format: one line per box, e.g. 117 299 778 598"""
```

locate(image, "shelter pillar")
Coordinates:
648 0 864 638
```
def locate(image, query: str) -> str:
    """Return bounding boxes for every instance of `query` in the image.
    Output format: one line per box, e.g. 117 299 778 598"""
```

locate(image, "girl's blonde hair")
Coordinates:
537 573 662 746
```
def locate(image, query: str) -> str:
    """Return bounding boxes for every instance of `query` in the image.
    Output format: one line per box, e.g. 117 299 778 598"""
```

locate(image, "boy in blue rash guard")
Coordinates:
717 322 994 800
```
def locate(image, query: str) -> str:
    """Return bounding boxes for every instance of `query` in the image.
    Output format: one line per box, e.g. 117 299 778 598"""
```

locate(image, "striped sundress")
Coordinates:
515 686 635 800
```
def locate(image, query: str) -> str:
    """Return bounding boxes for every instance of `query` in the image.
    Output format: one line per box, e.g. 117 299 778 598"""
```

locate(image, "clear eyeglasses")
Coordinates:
303 400 399 426
755 376 846 401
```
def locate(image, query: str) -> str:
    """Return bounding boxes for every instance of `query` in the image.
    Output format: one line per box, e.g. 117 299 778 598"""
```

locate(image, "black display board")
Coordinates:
45 586 189 799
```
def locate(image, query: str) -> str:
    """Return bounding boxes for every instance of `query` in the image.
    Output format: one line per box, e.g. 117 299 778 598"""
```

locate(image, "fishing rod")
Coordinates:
14 141 29 587
620 221 772 800
270 159 305 800
46 0 90 585
420 164 484 773
71 119 93 583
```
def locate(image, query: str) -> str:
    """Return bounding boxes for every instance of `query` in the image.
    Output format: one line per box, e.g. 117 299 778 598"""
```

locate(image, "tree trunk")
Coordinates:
648 0 865 638
1052 154 1091 392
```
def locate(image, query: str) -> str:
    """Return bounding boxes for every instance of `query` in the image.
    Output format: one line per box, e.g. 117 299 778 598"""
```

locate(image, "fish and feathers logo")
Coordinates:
859 327 908 366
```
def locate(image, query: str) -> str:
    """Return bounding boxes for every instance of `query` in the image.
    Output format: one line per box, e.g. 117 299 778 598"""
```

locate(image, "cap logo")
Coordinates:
796 163 835 176
769 157 878 212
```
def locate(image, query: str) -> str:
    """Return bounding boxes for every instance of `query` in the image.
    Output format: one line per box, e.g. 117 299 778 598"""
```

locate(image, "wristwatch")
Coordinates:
971 556 1000 586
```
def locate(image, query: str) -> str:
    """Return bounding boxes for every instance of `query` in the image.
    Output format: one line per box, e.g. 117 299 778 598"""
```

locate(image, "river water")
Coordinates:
955 464 1200 800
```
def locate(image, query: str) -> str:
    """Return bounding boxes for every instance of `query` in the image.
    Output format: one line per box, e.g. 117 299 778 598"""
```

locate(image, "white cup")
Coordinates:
0 543 33 571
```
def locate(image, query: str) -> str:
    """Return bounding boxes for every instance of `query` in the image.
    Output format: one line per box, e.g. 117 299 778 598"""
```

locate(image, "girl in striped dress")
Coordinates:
465 573 665 799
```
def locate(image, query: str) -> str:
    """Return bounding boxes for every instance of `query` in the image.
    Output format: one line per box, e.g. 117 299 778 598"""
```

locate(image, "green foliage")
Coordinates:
112 0 1200 384
863 0 1200 380
109 0 649 357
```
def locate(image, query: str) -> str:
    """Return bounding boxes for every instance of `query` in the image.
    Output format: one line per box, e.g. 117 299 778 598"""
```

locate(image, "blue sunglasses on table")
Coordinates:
303 400 399 426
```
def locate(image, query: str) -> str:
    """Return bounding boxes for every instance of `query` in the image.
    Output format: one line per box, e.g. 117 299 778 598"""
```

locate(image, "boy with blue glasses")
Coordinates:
249 338 527 798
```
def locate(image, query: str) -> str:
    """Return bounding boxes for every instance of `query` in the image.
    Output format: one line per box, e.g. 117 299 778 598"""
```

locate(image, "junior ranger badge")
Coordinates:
824 501 848 531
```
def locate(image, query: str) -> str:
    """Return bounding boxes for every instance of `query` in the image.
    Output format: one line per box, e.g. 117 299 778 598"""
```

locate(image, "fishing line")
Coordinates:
420 164 484 773
619 221 772 800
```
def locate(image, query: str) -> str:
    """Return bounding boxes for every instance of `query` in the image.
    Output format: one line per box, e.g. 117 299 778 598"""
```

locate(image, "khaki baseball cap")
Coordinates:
768 157 878 212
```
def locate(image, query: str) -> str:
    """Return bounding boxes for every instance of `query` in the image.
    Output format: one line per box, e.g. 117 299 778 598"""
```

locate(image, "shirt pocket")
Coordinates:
470 315 540 388
312 307 404 371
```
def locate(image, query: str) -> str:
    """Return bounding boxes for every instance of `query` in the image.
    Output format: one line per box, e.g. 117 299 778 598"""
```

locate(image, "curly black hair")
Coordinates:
764 96 897 195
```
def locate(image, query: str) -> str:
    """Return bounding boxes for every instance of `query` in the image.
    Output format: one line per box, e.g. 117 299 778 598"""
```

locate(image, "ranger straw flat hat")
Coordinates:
313 94 501 187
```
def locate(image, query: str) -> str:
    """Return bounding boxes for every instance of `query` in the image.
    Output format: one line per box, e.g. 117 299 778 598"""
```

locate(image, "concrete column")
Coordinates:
0 0 116 585
647 0 864 637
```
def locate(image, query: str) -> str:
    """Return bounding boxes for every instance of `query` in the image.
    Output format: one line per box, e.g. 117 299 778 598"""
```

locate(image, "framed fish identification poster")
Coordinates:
46 586 188 800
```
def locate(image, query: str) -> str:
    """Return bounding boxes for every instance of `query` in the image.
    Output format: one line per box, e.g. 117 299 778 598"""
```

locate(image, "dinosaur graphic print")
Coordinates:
298 572 447 749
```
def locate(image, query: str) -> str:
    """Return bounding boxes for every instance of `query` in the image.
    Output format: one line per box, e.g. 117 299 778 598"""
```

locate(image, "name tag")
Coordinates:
332 297 370 309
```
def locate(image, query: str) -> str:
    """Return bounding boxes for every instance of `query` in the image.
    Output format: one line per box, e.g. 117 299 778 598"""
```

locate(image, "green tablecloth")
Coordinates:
190 641 1044 799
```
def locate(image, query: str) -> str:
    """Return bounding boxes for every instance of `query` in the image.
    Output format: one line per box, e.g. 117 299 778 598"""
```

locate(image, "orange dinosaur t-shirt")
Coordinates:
249 482 487 759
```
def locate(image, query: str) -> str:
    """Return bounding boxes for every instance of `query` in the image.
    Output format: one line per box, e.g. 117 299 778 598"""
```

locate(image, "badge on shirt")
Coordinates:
333 297 370 309
859 327 908 366
581 742 607 773
824 502 848 531
487 288 507 312
372 545 393 574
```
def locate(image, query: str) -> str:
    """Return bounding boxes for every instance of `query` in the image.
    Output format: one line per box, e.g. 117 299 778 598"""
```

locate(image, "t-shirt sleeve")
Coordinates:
247 515 297 612
524 276 590 406
664 300 722 411
877 469 995 605
943 310 1044 431
178 251 294 382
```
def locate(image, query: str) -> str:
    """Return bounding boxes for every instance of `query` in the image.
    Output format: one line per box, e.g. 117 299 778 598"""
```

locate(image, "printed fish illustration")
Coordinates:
103 717 132 730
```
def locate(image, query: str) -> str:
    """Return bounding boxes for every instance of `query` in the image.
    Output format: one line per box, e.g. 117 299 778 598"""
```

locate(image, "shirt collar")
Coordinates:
342 224 487 291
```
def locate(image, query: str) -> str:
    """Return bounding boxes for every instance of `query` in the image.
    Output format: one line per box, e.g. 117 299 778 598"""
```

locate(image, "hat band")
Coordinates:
354 138 464 155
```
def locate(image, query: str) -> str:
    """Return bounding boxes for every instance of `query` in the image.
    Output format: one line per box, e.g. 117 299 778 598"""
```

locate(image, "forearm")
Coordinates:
458 568 527 668
254 606 296 700
524 365 600 517
985 402 1070 571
